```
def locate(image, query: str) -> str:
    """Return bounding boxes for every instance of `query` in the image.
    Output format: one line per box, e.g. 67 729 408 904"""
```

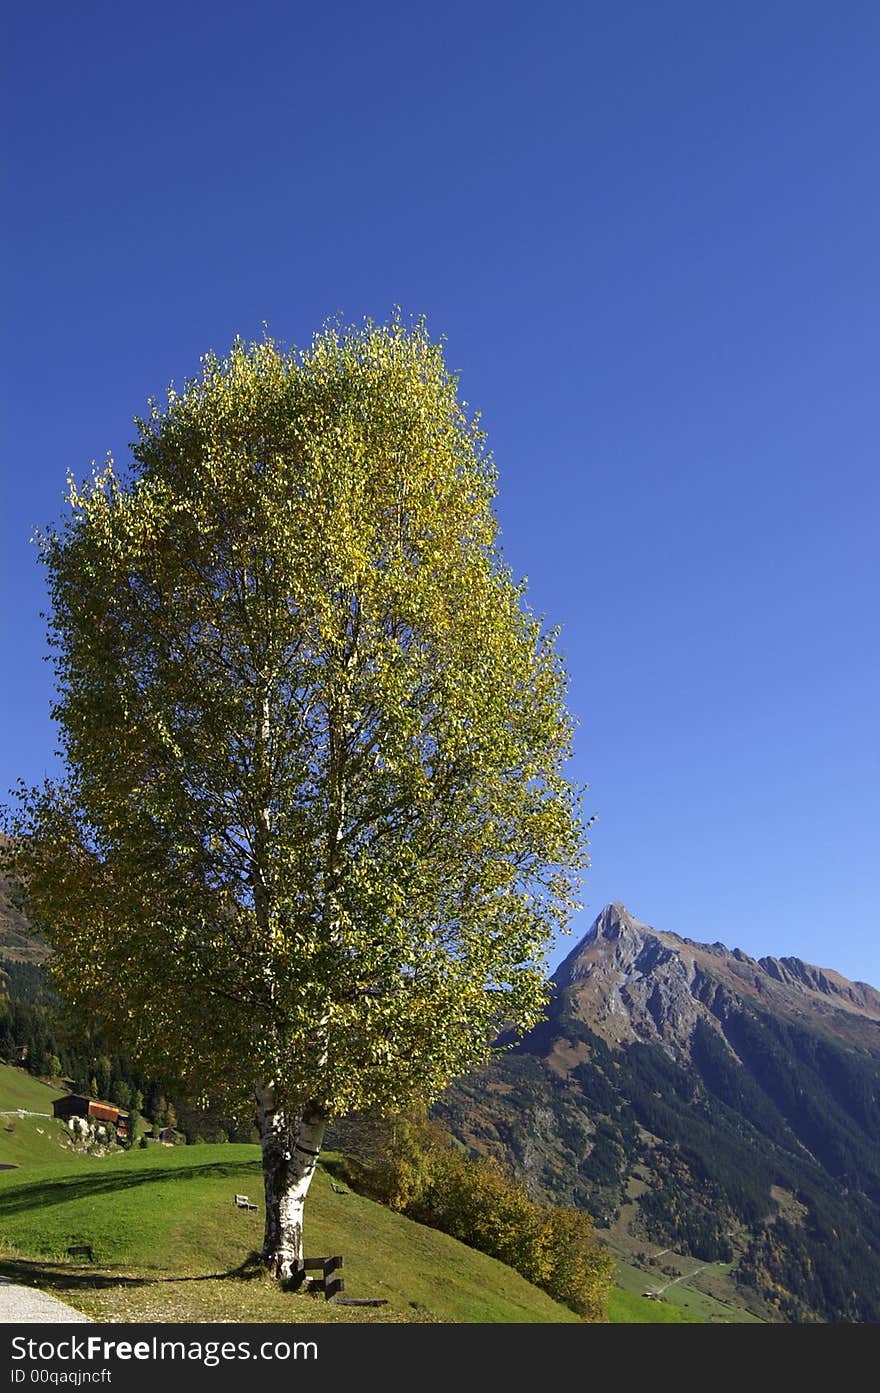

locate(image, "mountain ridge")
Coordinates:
549 902 880 1060
440 901 880 1322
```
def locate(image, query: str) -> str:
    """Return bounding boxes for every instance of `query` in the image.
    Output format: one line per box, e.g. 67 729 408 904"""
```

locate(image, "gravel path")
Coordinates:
0 1277 92 1323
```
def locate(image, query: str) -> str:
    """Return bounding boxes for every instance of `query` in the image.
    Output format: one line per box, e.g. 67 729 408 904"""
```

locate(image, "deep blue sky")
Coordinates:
3 3 878 986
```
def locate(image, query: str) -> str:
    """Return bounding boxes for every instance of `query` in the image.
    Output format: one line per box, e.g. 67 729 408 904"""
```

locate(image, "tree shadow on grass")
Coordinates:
0 1158 263 1219
0 1252 267 1293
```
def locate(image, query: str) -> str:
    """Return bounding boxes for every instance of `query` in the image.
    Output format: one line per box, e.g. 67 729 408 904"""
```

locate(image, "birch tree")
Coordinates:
7 318 586 1278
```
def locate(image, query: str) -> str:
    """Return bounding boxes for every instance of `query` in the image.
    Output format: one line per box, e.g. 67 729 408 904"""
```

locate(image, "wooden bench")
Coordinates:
294 1254 385 1306
67 1245 95 1262
301 1255 344 1300
233 1193 258 1211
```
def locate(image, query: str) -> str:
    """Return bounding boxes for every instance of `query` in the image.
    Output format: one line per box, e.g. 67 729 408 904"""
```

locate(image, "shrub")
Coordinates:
340 1110 615 1320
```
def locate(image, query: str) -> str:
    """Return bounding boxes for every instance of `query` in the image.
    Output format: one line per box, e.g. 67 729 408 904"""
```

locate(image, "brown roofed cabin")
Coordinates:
52 1094 129 1139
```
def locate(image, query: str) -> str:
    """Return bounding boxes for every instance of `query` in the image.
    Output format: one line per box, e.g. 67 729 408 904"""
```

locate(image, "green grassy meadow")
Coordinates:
0 1064 714 1323
607 1285 697 1323
0 1114 84 1168
0 1144 589 1323
0 1060 65 1113
0 1061 83 1168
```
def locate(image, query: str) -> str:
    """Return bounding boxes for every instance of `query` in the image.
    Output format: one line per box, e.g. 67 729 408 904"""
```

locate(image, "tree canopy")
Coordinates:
6 316 587 1271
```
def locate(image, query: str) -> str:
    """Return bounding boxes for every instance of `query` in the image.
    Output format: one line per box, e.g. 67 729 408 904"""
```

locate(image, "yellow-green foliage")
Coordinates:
341 1112 614 1321
6 316 586 1126
539 1204 617 1322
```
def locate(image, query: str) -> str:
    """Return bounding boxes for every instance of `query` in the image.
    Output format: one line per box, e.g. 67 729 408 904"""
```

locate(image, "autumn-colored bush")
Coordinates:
339 1110 614 1320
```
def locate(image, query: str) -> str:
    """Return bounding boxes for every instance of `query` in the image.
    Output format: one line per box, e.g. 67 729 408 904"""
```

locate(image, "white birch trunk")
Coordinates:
256 1086 327 1279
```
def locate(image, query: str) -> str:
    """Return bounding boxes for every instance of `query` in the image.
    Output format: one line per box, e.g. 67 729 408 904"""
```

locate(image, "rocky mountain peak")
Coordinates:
591 902 646 941
548 902 880 1062
554 902 655 983
550 903 701 1056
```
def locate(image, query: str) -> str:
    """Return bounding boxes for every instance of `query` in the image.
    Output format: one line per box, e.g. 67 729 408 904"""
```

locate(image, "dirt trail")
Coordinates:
650 1264 710 1296
0 1276 92 1323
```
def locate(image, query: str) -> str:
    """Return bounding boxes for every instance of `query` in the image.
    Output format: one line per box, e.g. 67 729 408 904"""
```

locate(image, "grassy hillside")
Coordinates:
608 1286 696 1323
0 1060 63 1113
0 1062 82 1168
0 1144 591 1323
0 1068 701 1323
610 1253 760 1323
0 1115 85 1169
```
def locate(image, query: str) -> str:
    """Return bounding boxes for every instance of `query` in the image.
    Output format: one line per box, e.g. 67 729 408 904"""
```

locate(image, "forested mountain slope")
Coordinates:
439 904 880 1322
